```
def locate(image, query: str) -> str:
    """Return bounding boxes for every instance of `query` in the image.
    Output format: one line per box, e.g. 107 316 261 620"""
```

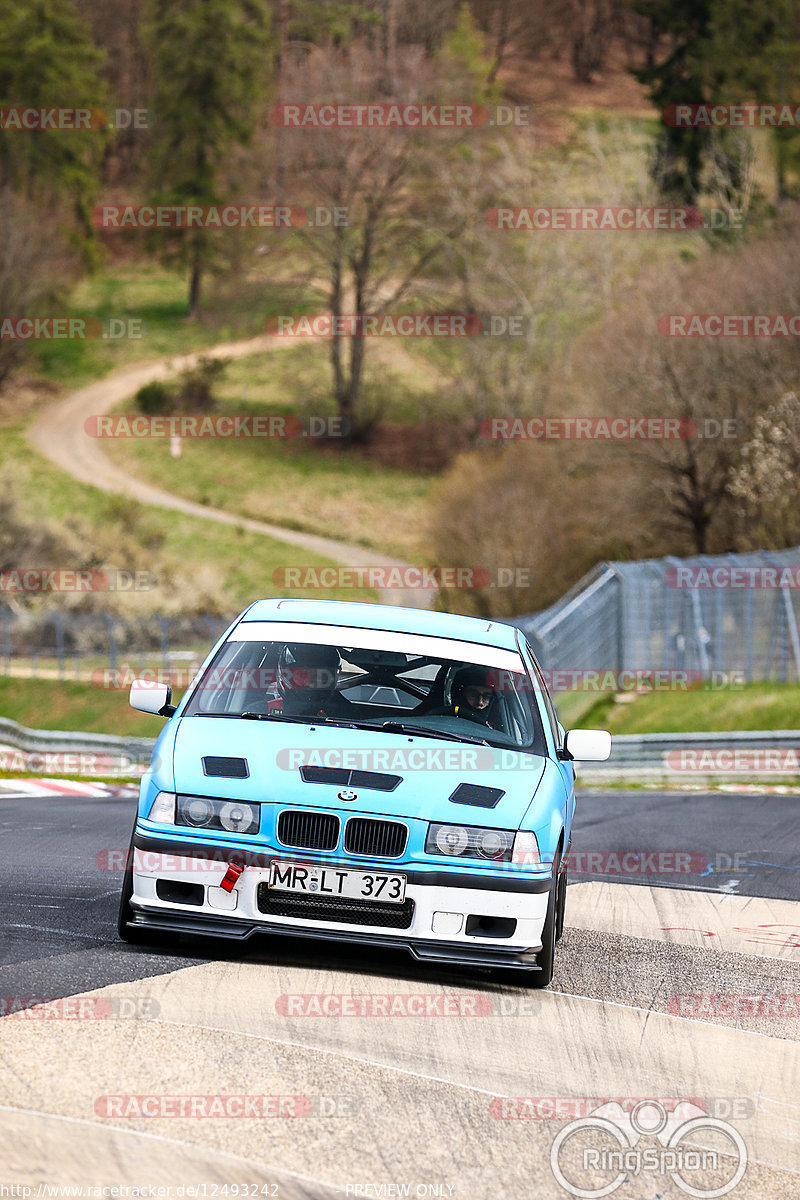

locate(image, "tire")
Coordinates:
117 826 154 945
555 861 567 942
529 849 561 989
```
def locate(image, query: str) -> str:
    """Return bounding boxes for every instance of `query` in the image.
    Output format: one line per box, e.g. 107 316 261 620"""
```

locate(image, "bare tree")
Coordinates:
0 193 73 389
470 0 631 84
575 221 800 554
277 44 469 436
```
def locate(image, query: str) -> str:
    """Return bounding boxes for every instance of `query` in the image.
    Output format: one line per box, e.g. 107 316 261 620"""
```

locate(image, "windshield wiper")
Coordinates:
240 712 319 724
239 711 490 745
378 721 490 746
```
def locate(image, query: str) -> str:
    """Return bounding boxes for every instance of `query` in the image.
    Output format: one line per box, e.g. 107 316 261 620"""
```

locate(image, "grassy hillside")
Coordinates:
102 346 436 560
571 682 800 735
0 677 171 738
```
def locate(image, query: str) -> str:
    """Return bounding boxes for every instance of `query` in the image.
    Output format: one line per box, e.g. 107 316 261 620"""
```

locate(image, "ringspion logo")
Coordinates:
549 1100 747 1197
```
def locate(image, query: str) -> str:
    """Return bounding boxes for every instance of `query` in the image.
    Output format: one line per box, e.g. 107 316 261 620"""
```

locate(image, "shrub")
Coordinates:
135 380 174 415
175 355 228 413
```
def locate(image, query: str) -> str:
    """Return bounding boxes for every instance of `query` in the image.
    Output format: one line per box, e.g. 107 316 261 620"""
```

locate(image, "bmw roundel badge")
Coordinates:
338 789 358 802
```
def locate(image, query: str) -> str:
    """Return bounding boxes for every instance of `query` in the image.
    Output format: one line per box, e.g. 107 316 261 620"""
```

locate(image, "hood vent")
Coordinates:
202 756 249 779
300 766 401 792
449 782 504 809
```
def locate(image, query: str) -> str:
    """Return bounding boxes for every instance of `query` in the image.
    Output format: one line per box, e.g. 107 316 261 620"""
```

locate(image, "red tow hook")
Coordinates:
220 859 244 893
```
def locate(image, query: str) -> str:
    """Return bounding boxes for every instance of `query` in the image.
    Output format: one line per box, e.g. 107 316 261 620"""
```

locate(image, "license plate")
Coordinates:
268 860 406 904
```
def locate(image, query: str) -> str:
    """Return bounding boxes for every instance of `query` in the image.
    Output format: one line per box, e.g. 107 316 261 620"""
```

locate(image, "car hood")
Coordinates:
171 716 547 829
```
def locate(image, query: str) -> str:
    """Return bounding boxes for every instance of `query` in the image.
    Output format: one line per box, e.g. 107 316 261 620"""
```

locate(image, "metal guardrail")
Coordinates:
0 716 155 777
577 729 800 785
1 718 799 785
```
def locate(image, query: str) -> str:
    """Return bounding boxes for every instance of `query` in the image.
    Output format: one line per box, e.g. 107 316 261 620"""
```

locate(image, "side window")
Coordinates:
519 639 562 752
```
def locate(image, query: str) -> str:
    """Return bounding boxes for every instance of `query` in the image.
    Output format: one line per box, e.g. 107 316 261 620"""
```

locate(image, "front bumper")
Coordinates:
127 831 552 971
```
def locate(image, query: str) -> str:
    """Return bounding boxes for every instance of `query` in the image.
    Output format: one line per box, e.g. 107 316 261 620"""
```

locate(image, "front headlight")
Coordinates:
175 794 260 835
426 823 514 862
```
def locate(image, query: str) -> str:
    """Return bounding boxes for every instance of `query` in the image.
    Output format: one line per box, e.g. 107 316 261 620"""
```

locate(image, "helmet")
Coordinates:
450 665 498 722
277 643 340 698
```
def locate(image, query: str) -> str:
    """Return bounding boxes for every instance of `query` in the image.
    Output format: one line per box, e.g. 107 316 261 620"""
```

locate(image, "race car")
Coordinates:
119 599 611 986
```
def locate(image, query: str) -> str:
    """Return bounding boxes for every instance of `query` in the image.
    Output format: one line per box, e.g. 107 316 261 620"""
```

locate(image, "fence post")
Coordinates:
782 586 800 681
1 608 9 675
159 616 169 675
104 613 118 673
53 611 65 680
745 588 753 682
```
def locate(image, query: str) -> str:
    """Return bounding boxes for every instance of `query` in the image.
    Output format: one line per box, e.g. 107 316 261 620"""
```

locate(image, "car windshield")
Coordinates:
183 626 544 751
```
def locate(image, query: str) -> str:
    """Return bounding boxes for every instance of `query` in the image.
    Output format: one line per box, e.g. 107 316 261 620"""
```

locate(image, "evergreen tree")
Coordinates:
632 0 800 203
143 0 273 315
0 0 108 252
629 0 717 204
706 0 800 200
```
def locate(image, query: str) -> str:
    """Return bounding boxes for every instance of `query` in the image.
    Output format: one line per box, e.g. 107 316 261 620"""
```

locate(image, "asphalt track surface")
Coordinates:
1 784 798 1198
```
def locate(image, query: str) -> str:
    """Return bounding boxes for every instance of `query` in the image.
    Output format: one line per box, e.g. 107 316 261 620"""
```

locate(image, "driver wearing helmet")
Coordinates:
269 643 353 719
449 665 500 729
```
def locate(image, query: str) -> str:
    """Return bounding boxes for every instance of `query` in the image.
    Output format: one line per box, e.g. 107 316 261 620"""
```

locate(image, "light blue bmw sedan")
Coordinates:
119 599 610 986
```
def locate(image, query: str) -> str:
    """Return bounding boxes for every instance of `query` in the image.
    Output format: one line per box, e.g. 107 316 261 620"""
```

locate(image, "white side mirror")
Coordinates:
563 728 612 761
130 679 175 717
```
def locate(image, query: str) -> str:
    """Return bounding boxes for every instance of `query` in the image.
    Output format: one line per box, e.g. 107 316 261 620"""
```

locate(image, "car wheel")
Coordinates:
555 863 567 942
117 826 153 944
528 850 561 989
